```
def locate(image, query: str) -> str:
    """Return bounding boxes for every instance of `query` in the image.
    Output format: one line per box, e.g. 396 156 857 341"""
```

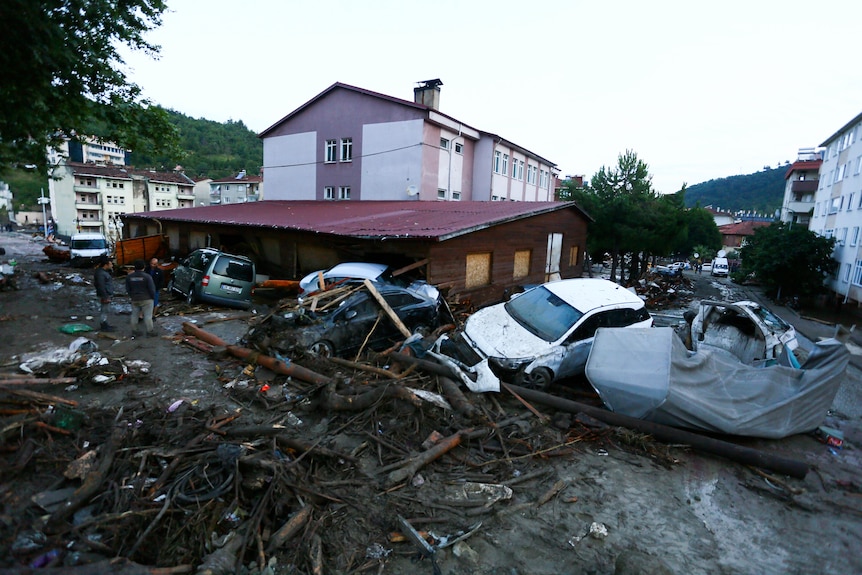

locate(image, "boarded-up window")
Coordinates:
466 253 492 288
569 246 579 267
514 249 531 279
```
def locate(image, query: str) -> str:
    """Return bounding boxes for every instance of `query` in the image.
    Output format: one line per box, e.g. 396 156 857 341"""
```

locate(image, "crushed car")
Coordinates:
269 282 441 358
430 278 653 392
585 326 849 438
298 261 440 304
685 299 799 367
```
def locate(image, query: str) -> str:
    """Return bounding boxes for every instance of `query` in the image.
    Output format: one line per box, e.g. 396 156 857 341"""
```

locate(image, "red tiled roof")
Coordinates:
784 160 822 180
211 174 262 183
718 220 771 235
122 200 586 241
68 162 194 185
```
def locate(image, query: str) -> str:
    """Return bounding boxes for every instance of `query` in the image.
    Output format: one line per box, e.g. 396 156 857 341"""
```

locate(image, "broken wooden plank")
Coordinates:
363 279 411 338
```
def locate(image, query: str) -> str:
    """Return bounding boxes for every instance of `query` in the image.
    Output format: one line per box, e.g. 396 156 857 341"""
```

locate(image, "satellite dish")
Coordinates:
693 252 699 259
406 185 419 197
717 250 727 258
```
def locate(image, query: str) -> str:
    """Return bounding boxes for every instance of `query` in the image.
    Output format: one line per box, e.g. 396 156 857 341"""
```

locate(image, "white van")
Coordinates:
70 233 110 267
711 257 729 277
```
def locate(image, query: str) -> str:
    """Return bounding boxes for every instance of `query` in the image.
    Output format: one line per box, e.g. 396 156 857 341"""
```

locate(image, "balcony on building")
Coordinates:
75 193 101 208
791 180 818 194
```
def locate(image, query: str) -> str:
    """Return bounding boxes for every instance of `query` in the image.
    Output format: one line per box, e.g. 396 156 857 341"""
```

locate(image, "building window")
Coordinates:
338 186 351 200
494 151 502 173
569 245 579 267
324 186 335 200
854 260 862 286
440 138 449 150
513 249 531 279
454 142 463 154
451 191 460 201
514 160 524 180
843 263 852 283
527 165 537 185
829 197 841 214
437 189 446 200
465 253 492 288
325 140 337 163
849 193 855 211
839 227 848 245
502 154 509 176
852 227 859 246
340 138 352 162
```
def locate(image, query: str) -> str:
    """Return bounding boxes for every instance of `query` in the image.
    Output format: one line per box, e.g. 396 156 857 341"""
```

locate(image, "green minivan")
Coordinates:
168 248 256 309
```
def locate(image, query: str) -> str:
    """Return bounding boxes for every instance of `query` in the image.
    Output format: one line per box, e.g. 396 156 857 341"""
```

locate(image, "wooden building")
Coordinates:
120 200 590 307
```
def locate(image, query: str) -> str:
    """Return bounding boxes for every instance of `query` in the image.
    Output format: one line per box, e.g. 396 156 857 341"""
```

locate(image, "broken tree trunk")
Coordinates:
506 384 810 479
181 322 332 386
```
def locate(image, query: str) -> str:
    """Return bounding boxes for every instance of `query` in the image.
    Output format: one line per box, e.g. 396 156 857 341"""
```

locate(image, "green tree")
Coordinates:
738 222 838 300
0 0 181 174
572 150 662 283
679 206 722 256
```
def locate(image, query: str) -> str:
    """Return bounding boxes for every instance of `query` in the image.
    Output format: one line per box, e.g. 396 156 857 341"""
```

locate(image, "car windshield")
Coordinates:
504 286 584 342
71 238 107 249
748 304 791 331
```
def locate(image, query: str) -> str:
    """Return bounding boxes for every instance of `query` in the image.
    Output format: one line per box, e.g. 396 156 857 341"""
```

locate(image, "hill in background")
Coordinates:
683 165 787 215
129 109 263 180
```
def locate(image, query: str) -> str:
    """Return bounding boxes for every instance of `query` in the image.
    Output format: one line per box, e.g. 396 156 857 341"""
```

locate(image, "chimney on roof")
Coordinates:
414 79 443 110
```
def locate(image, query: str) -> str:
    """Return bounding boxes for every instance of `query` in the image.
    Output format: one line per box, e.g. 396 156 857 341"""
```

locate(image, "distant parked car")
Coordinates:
168 248 256 310
298 262 440 304
432 278 653 390
669 261 690 271
273 283 441 358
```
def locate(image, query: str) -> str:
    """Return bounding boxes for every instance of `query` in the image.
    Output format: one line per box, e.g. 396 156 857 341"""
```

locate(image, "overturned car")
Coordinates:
431 278 653 392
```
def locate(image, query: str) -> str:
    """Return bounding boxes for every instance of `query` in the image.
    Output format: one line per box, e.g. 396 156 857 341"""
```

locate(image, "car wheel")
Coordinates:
516 367 553 390
310 340 335 358
186 285 197 305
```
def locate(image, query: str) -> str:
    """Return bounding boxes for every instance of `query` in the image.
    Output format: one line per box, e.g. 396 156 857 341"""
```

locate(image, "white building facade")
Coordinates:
809 111 862 305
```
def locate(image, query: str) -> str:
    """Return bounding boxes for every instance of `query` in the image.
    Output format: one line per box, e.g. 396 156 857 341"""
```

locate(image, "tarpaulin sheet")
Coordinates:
585 327 849 438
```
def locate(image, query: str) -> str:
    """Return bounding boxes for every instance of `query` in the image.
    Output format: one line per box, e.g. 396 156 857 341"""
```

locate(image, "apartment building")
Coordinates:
259 80 559 202
48 161 195 238
780 148 822 226
809 110 862 305
209 171 263 204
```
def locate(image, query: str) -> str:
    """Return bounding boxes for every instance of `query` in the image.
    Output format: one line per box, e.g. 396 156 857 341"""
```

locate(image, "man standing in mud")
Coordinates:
94 255 115 331
126 259 157 337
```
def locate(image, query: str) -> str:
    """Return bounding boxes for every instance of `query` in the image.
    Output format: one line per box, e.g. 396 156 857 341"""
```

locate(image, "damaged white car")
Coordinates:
430 278 653 392
687 300 799 366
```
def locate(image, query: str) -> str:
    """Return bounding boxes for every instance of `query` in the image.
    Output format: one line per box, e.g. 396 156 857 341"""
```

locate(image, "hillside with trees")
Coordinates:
128 109 263 179
683 165 787 214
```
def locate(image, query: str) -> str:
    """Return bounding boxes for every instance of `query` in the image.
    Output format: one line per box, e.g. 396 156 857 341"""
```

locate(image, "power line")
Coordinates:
261 142 425 170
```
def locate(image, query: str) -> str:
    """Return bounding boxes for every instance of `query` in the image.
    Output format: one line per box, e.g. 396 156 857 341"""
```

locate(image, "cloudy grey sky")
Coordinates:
120 0 862 194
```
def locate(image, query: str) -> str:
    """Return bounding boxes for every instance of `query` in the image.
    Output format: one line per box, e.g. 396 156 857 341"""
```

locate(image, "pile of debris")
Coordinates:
633 269 696 309
0 327 671 574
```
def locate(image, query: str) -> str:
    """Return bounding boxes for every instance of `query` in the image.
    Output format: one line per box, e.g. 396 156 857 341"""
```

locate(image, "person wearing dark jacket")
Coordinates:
94 255 115 331
126 259 157 337
146 257 165 309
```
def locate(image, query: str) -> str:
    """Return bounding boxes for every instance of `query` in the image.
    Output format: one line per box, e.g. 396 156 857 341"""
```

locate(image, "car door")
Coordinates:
325 295 382 356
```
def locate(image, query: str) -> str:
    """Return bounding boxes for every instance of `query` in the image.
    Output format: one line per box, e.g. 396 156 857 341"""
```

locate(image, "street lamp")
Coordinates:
37 188 49 239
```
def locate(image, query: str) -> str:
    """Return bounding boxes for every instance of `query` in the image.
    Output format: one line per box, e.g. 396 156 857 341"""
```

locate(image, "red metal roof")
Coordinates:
123 200 586 241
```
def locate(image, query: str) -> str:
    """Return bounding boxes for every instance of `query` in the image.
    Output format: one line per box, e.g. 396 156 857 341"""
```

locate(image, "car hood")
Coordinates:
463 303 553 359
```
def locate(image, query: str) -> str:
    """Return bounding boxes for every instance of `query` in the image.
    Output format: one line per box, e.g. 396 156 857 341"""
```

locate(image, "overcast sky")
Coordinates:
120 0 862 194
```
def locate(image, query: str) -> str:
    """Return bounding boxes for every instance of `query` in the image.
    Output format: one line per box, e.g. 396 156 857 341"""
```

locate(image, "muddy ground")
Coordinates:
1 231 861 575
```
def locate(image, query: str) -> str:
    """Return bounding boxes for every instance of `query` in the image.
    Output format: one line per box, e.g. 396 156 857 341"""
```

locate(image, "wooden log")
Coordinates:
438 376 476 418
0 558 192 575
0 377 77 385
506 384 810 479
265 506 311 553
46 426 126 533
386 429 467 485
182 322 332 386
1 388 78 406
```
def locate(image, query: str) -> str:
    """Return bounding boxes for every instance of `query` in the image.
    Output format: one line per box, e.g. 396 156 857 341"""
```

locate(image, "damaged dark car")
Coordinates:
267 283 441 358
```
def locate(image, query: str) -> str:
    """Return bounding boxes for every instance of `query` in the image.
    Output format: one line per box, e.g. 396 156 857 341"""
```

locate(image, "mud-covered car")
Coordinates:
271 283 441 358
168 248 256 310
687 299 799 365
432 278 653 391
